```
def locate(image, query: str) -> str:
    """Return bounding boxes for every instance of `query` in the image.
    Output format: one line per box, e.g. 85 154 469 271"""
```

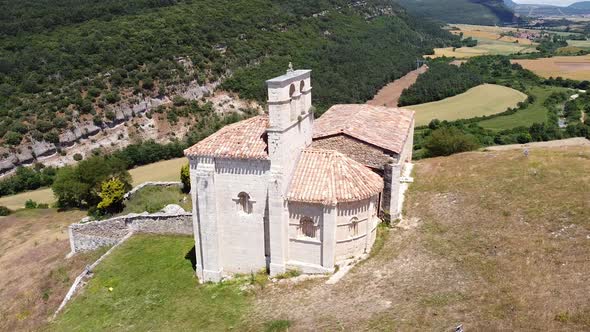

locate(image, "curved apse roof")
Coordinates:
287 148 384 205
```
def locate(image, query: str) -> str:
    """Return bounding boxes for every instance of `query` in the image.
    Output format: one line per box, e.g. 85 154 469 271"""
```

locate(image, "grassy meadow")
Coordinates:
407 84 527 126
45 146 590 330
477 86 571 130
49 235 253 332
121 186 191 214
0 157 187 210
567 39 590 50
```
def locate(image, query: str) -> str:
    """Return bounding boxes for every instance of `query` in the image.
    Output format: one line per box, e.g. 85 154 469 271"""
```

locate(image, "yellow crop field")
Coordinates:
407 84 528 126
512 55 590 80
428 24 538 59
451 24 536 44
0 157 187 210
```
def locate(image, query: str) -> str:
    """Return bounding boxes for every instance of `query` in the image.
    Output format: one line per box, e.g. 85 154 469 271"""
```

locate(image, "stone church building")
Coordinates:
184 68 414 282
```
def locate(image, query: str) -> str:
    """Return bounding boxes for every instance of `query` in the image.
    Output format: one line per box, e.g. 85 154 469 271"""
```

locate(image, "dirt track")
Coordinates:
367 65 428 108
483 137 590 151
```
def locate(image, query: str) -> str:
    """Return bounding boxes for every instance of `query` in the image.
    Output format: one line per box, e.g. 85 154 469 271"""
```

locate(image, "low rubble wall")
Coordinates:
69 212 192 254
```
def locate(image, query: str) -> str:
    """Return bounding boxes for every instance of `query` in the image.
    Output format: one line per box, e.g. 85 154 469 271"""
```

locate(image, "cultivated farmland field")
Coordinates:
512 55 590 80
0 157 187 210
407 84 528 126
567 39 590 50
428 24 538 59
478 86 571 130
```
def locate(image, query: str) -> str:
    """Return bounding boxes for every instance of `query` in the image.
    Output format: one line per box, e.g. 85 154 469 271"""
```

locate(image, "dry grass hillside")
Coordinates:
0 209 105 332
248 145 590 330
6 145 589 331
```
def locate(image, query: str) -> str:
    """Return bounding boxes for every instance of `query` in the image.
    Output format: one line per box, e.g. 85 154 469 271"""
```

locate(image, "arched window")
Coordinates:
237 192 252 214
289 84 296 98
300 217 316 238
299 80 305 93
349 217 359 237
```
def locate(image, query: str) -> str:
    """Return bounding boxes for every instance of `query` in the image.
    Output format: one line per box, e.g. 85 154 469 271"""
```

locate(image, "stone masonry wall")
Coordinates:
69 212 192 253
311 134 397 171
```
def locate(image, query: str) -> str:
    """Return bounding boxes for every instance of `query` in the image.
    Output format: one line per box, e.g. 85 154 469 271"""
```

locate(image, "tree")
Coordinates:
3 131 22 145
181 163 190 193
52 166 90 208
517 132 532 144
424 127 479 157
97 177 127 213
52 156 131 209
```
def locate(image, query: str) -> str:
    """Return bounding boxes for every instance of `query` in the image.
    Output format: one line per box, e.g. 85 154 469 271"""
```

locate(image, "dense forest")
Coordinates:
0 0 457 148
398 61 483 106
400 56 545 106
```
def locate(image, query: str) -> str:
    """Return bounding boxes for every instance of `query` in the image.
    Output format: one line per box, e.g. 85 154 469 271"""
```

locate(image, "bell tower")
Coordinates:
265 65 313 277
266 64 312 130
265 64 313 190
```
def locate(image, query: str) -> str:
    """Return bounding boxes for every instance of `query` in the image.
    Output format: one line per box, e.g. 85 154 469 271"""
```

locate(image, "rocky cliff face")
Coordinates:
0 83 261 177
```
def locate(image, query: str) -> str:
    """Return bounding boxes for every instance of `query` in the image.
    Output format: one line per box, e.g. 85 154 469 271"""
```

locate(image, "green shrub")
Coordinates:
25 199 38 209
73 153 83 161
0 206 11 216
97 177 127 213
264 320 292 332
424 127 480 157
274 269 301 280
180 163 190 193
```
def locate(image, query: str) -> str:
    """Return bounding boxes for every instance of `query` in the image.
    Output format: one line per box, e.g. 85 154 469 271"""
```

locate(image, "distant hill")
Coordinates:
507 0 590 16
396 0 519 25
569 1 590 10
503 0 518 8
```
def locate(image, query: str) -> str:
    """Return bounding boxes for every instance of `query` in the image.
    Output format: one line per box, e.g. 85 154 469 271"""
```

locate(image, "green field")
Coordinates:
567 39 590 49
49 235 253 331
478 86 574 130
408 84 528 126
0 158 187 210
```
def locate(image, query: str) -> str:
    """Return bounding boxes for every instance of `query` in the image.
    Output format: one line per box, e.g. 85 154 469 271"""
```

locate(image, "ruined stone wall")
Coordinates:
311 134 396 171
69 212 192 253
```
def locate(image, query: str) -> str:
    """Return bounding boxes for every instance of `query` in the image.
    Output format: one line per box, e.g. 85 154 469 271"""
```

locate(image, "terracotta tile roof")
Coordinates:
184 116 269 160
287 148 383 205
313 104 415 154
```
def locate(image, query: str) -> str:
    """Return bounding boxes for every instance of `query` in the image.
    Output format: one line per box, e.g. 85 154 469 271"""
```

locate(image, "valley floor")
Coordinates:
39 144 590 331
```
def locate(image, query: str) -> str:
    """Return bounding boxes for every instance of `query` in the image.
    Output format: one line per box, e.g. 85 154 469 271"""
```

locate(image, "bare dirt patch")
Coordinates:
0 209 104 331
367 65 428 108
246 146 590 331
